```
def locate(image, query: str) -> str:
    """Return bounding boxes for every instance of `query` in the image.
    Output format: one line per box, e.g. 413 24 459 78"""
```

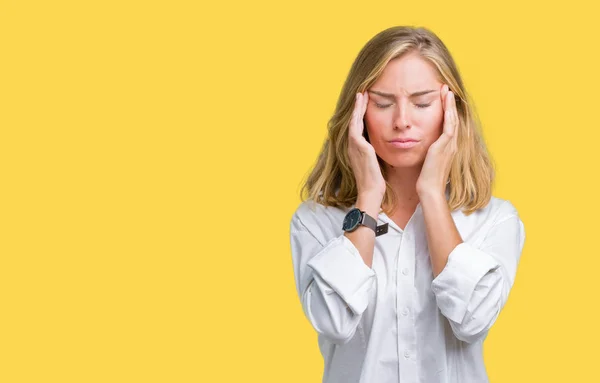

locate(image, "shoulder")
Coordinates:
454 195 521 223
290 199 348 246
486 196 521 223
451 195 523 245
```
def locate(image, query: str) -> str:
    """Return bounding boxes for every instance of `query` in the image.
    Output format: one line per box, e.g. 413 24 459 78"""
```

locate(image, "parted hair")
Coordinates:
299 26 495 216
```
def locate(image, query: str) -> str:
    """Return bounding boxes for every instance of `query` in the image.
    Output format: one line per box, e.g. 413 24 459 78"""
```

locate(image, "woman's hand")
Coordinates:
416 84 459 198
348 91 386 203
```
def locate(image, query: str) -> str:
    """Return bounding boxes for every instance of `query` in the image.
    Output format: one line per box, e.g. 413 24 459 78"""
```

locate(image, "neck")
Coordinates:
383 165 422 214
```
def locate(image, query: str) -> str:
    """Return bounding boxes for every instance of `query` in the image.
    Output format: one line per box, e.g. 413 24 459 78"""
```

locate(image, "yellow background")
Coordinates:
1 0 599 381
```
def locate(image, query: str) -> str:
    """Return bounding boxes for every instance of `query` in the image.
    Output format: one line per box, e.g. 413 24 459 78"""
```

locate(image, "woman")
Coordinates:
289 26 526 383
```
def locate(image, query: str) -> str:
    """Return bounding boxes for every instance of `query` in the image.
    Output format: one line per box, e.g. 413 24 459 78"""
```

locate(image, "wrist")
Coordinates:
355 195 382 218
417 191 447 212
417 189 445 203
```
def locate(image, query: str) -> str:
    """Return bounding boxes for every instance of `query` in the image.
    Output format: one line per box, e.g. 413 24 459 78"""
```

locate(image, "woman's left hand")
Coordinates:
416 84 459 197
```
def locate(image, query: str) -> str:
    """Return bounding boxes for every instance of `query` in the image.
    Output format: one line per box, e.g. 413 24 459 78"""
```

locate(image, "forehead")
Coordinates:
371 53 441 93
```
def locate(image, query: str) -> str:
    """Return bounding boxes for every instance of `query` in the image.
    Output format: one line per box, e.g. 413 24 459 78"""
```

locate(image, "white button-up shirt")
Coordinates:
289 194 525 383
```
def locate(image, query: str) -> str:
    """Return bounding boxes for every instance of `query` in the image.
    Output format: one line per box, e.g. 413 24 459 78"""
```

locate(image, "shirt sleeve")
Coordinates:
290 213 376 345
431 201 526 344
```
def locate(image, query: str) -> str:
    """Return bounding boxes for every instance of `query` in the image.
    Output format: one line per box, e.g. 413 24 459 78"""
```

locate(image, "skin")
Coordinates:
364 51 446 213
347 51 463 276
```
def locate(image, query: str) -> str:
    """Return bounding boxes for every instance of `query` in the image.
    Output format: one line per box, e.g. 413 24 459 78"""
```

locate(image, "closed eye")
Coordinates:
375 102 431 109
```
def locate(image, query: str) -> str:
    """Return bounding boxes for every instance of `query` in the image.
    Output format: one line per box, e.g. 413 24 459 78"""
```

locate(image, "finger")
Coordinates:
448 92 459 153
451 92 459 142
452 92 460 139
354 91 368 138
448 91 457 137
438 91 454 146
350 93 362 138
360 94 367 126
451 92 459 129
443 91 453 137
360 91 369 133
440 84 449 112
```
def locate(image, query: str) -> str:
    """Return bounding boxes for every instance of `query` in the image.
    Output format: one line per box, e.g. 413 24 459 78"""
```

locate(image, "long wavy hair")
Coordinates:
299 26 495 216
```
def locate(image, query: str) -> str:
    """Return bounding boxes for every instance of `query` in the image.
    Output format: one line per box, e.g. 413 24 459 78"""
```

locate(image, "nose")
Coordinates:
394 99 411 129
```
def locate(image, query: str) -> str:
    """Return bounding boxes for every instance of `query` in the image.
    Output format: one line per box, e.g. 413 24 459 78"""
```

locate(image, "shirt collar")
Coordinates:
353 186 451 234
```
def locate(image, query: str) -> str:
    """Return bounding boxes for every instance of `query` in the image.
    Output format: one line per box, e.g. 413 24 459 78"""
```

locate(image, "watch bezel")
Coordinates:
343 208 363 232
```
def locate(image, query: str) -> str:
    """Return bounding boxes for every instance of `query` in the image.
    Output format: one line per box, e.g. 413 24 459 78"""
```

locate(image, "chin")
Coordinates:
379 153 424 169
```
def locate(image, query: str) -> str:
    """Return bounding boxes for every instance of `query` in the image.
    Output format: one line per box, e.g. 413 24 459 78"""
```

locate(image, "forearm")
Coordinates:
419 191 463 277
291 215 377 345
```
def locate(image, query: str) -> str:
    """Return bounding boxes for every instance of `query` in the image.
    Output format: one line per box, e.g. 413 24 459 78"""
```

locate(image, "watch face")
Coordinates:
343 208 362 232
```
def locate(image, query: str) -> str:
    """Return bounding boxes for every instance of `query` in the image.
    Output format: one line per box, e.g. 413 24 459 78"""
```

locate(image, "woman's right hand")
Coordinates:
348 91 386 205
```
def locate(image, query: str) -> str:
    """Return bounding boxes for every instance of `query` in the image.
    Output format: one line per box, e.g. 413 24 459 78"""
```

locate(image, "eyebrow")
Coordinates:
368 89 437 99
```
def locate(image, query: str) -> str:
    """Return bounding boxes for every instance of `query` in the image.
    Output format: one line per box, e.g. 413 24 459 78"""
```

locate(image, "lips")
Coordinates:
388 139 420 149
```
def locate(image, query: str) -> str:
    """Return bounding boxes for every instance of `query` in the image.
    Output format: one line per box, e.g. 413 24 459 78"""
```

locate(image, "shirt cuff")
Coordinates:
431 242 501 323
307 234 376 315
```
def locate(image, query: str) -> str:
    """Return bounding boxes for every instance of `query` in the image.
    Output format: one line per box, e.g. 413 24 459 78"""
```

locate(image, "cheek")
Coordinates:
418 103 444 124
419 107 444 137
364 108 384 126
364 112 386 141
364 104 444 140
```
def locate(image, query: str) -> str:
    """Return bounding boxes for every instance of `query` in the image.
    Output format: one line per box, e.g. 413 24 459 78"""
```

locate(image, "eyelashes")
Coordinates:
374 102 431 109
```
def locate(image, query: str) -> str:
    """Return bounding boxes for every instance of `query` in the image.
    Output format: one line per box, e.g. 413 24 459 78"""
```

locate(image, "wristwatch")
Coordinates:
342 208 389 236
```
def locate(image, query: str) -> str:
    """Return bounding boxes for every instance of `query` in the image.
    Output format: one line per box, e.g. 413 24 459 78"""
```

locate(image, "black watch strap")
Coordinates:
361 211 389 236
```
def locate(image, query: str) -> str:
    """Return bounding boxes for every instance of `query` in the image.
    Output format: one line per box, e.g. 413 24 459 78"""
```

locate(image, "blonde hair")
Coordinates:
299 26 495 216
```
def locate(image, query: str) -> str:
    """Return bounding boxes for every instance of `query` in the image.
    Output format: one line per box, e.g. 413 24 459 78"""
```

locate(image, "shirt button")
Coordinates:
404 350 410 359
402 268 409 276
402 307 409 316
